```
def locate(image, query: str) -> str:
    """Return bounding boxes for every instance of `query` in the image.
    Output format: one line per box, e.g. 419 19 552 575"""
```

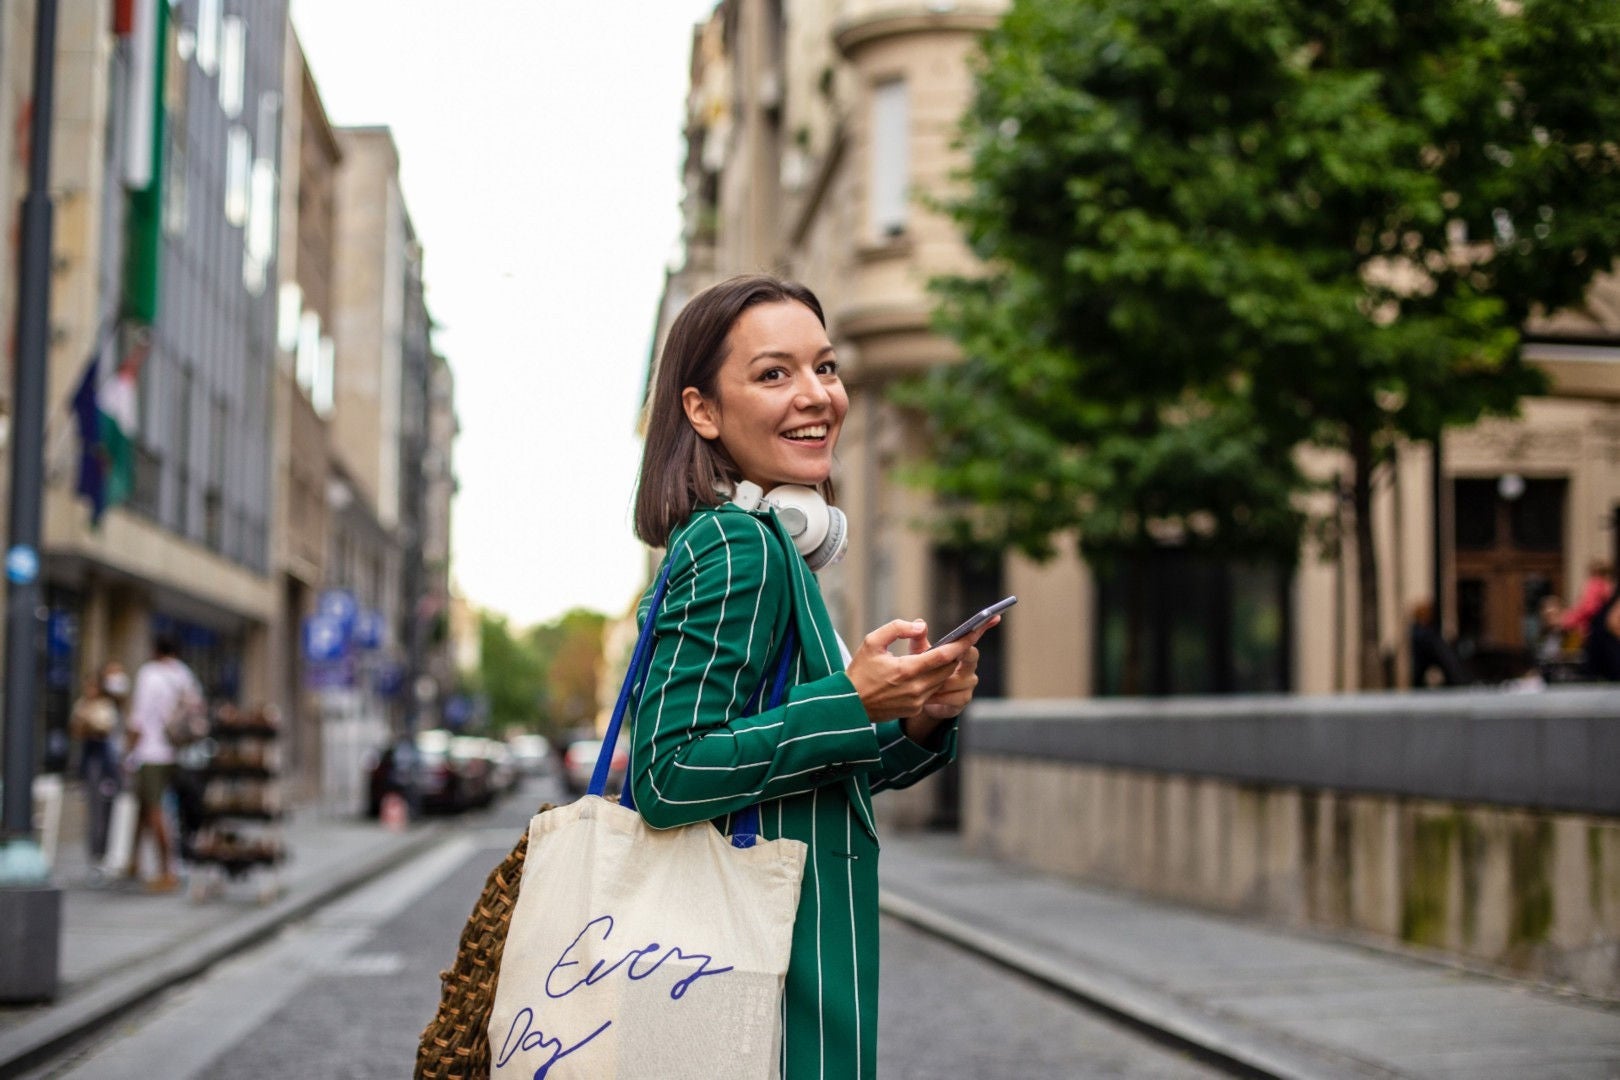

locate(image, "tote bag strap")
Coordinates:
590 554 798 848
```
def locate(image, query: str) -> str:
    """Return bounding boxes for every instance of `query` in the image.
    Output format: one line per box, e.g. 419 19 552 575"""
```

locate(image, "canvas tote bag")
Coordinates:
488 559 807 1080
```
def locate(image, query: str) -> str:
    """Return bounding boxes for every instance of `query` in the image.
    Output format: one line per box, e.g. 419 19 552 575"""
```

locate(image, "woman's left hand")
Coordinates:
900 619 993 744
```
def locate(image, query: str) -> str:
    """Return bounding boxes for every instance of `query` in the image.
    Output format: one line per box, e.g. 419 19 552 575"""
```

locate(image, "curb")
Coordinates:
877 888 1406 1080
0 824 448 1077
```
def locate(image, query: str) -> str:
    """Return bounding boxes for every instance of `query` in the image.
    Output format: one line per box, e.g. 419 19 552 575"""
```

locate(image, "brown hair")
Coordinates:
634 274 829 548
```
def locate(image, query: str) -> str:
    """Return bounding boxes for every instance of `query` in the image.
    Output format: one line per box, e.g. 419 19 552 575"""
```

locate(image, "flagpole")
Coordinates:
0 0 64 1004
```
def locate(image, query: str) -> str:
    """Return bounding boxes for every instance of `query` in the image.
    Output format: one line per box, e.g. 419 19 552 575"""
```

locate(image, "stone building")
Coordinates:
655 0 1620 722
0 2 457 810
27 0 289 768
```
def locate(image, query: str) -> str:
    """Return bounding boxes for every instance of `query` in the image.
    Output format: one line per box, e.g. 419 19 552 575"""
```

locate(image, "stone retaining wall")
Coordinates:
962 688 1620 998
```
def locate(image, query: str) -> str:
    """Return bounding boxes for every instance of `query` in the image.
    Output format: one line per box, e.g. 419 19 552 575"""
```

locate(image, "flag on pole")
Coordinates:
72 336 143 526
121 0 168 324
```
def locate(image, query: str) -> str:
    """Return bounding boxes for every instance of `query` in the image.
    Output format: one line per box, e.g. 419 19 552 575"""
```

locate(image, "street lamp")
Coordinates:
0 0 64 1003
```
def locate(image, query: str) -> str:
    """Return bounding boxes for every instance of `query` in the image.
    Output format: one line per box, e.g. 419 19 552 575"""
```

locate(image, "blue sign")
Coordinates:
5 545 38 585
302 614 348 664
354 608 385 650
316 589 359 634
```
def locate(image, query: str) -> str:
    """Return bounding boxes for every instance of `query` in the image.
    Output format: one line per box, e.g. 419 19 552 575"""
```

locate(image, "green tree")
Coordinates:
916 0 1620 688
528 609 608 733
472 612 546 733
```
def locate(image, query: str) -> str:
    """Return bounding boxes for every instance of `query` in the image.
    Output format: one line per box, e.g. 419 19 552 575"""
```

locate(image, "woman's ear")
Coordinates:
682 387 721 441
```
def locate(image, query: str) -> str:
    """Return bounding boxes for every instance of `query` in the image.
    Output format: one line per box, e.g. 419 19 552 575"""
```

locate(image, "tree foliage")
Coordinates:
472 608 606 736
912 0 1620 685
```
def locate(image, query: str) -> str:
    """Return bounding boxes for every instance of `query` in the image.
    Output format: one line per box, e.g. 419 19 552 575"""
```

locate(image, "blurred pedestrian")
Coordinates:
1409 599 1469 687
1534 595 1584 683
123 635 203 892
1584 583 1620 681
69 661 128 873
1560 559 1615 642
629 275 993 1077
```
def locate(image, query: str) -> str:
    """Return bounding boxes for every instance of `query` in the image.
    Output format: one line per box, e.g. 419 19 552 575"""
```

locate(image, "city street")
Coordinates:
16 776 1227 1080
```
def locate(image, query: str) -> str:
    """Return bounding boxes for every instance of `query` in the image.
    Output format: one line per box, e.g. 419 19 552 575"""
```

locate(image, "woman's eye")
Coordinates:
817 360 840 377
760 368 786 382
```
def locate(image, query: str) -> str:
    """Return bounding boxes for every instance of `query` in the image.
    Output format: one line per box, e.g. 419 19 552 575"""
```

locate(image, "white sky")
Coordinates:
289 0 718 629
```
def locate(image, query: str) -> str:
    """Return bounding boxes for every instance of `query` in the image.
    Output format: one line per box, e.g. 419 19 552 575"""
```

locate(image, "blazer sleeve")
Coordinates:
864 718 959 794
631 512 882 830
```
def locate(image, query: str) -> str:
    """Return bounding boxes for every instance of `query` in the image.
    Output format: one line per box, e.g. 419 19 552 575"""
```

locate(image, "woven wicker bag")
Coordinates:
415 804 552 1080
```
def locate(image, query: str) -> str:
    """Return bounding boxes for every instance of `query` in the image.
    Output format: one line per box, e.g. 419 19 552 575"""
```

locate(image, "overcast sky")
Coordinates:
290 0 718 629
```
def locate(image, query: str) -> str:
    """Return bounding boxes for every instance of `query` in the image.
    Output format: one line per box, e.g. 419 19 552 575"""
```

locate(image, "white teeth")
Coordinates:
783 425 827 440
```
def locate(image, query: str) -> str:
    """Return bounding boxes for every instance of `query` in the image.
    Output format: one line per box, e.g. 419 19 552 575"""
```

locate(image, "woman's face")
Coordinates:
682 300 848 492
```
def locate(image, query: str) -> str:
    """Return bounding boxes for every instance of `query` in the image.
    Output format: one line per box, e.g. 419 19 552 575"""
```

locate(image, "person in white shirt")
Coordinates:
123 635 202 892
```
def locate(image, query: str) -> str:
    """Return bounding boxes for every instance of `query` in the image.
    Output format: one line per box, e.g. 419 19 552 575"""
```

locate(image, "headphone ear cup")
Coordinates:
808 506 848 571
763 485 848 571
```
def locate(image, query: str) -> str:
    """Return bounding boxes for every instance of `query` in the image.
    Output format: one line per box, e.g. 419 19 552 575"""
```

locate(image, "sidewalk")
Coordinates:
0 800 444 1076
879 832 1620 1080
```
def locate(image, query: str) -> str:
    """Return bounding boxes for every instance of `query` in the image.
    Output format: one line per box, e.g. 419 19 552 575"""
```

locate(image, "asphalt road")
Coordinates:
25 775 1229 1079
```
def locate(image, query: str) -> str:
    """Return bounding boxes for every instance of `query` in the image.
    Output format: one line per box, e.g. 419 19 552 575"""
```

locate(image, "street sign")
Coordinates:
316 589 358 635
5 545 38 585
301 614 348 664
354 608 385 650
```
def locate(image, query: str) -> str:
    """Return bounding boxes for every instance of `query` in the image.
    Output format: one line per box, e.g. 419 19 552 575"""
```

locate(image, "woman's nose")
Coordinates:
794 372 830 408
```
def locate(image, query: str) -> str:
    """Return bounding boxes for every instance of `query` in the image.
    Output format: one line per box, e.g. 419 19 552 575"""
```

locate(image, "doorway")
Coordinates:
1453 476 1565 681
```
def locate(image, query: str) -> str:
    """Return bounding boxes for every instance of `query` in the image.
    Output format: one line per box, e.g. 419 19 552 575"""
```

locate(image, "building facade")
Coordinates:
0 2 458 809
29 0 287 775
655 0 1620 725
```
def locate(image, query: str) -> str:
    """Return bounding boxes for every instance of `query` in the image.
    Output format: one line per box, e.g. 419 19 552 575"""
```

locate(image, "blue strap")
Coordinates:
589 555 798 850
589 559 673 798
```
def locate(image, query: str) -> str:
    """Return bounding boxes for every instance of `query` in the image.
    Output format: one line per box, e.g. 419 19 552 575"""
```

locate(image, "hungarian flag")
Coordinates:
72 339 141 525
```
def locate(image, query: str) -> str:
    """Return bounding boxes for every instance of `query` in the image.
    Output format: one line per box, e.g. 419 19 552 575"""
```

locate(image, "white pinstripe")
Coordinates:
846 808 860 1078
812 787 824 1080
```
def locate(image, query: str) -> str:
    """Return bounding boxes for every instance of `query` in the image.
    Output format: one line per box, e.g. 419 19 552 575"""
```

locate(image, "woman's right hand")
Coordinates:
845 620 973 722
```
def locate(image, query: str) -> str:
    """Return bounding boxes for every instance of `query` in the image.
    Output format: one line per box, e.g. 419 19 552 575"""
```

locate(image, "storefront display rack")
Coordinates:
189 705 286 903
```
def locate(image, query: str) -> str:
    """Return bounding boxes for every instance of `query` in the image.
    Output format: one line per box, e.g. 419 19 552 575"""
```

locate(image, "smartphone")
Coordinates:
932 596 1017 648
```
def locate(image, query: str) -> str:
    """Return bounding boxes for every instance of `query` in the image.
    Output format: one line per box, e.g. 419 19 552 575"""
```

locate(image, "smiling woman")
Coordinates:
625 274 999 1078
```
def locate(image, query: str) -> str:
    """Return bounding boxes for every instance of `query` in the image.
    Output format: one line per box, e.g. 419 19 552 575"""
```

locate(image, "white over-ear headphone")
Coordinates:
730 480 849 572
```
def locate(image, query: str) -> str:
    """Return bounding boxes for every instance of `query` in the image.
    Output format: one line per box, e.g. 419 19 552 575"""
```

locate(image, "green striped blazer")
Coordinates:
632 504 958 1080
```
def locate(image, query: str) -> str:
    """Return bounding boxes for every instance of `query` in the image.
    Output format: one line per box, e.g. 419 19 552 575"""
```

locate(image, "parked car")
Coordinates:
449 735 496 808
366 728 490 816
508 733 554 779
562 736 627 796
480 738 519 796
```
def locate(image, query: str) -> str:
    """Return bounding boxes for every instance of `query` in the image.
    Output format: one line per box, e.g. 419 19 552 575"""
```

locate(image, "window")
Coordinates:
296 310 321 394
244 92 280 292
1452 476 1566 667
176 366 194 534
314 335 336 417
225 126 250 226
205 395 226 551
218 16 244 117
277 282 302 352
869 78 909 238
196 0 220 75
1095 552 1291 695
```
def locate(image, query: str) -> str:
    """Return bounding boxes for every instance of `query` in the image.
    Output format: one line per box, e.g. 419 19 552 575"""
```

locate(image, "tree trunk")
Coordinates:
1122 556 1146 695
1349 426 1385 690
